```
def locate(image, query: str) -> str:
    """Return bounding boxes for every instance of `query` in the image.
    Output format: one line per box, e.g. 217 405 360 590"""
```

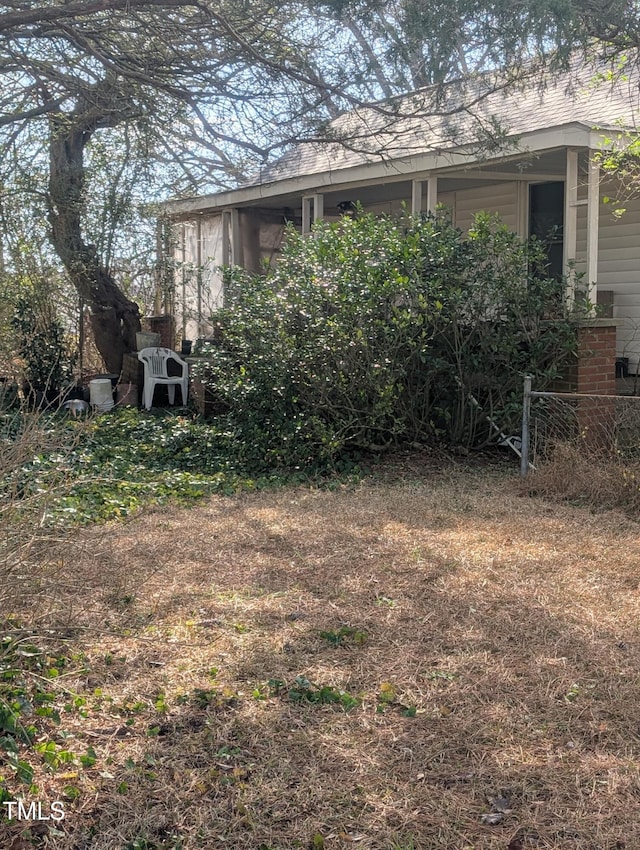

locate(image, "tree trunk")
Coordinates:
47 116 140 375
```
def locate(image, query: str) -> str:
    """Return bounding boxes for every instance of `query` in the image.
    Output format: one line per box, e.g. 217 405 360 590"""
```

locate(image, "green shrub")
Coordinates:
197 210 584 466
12 290 76 402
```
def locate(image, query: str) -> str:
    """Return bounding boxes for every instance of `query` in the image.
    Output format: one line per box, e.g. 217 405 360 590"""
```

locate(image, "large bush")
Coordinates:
3 254 78 403
198 210 583 467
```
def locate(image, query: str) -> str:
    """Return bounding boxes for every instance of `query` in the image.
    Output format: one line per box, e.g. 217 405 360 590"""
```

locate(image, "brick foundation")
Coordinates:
575 325 617 394
553 322 617 395
553 322 618 448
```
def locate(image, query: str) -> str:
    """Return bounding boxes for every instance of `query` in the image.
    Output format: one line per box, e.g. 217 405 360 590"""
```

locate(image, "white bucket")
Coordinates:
89 378 114 411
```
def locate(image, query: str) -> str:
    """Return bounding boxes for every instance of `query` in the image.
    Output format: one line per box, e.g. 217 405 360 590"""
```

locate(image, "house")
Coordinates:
164 59 640 380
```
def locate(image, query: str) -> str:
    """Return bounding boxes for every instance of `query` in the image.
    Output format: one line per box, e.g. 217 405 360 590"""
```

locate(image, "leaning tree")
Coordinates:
1 0 637 372
0 0 367 372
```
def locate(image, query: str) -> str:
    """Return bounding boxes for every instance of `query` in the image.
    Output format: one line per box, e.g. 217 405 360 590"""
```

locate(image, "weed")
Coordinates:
286 675 359 710
426 669 457 682
565 683 581 702
0 630 102 799
318 625 367 646
528 441 640 516
34 741 76 770
79 747 97 768
375 682 418 717
378 681 396 704
154 693 169 713
177 686 238 711
190 688 218 709
375 594 396 607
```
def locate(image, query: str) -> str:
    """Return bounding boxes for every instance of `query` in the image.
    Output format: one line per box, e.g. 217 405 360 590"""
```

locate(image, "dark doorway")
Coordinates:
529 181 564 279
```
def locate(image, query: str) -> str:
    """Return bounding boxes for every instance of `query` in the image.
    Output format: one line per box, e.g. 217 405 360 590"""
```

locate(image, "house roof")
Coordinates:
166 58 640 217
259 62 639 182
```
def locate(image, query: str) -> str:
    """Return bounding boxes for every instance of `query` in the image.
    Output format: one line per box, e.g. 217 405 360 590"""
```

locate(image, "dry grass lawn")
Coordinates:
4 455 640 850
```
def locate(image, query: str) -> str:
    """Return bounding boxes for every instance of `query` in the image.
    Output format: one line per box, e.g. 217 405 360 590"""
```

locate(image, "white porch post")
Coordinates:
302 194 324 235
426 175 438 214
230 208 243 267
180 224 187 339
221 210 231 267
585 150 600 312
196 216 204 336
302 196 312 235
411 176 437 215
563 148 579 307
313 193 324 223
411 179 423 214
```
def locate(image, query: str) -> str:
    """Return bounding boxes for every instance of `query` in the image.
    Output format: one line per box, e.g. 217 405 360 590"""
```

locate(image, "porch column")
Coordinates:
585 150 600 312
302 194 324 235
411 179 423 214
180 224 187 339
563 148 579 307
426 175 438 214
411 176 438 215
221 210 231 267
231 209 244 267
196 216 204 336
221 208 243 266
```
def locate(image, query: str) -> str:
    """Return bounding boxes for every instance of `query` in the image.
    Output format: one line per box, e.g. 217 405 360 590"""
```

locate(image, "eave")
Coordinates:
164 121 625 220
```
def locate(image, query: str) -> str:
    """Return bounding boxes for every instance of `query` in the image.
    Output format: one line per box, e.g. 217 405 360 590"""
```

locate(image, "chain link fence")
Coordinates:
521 378 640 472
519 376 640 513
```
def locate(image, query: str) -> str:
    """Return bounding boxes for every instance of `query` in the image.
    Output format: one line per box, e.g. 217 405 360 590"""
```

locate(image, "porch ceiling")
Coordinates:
165 135 587 221
248 147 569 214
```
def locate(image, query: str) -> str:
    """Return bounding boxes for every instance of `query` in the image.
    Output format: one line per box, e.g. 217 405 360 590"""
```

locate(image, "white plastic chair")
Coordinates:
137 347 189 411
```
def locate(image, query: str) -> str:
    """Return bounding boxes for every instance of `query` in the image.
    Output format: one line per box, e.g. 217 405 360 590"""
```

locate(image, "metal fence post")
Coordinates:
520 375 532 478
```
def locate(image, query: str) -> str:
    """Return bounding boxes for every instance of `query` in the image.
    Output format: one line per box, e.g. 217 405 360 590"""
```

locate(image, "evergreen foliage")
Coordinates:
197 211 583 465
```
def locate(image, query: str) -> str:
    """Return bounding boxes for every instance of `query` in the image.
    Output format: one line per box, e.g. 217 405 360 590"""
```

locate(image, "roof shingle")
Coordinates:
251 59 640 186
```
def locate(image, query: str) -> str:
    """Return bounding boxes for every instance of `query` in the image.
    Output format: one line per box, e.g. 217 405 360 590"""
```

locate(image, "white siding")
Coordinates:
574 184 640 370
364 181 518 227
598 192 640 371
361 184 519 230
574 204 587 276
451 182 519 233
362 198 404 216
437 192 455 222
